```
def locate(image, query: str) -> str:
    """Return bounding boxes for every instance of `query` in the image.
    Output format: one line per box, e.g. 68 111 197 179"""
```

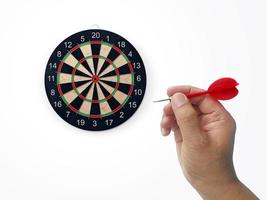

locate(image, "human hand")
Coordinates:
160 85 258 200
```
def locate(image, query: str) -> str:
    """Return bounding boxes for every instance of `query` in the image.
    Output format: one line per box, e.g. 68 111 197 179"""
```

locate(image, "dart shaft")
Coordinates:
154 91 208 103
153 98 170 103
186 91 208 98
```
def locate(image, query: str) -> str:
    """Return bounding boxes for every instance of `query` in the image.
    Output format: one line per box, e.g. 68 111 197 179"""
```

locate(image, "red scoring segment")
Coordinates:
92 75 100 83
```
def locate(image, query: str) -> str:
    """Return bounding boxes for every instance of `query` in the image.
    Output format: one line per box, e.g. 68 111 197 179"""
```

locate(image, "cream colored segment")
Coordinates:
76 63 92 76
98 64 114 77
96 44 112 74
58 73 72 84
76 81 91 94
96 83 112 115
99 55 128 77
79 100 92 115
58 73 90 84
80 44 95 74
113 54 128 68
63 52 91 76
99 81 127 104
86 57 95 74
96 83 106 100
73 75 91 82
80 44 92 57
100 75 117 83
64 54 78 67
96 58 105 75
63 82 91 104
99 101 112 115
100 74 132 85
119 74 133 85
63 90 78 104
85 83 95 100
100 44 112 58
113 90 128 104
99 81 114 94
78 83 94 114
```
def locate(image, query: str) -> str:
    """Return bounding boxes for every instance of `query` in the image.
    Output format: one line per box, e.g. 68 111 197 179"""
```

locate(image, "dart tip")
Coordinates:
153 98 171 103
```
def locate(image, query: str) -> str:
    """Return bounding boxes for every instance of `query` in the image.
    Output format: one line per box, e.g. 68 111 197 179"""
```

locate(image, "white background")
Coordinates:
0 0 266 199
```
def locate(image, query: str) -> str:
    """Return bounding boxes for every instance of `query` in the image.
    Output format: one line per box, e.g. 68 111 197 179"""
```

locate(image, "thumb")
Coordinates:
171 93 202 143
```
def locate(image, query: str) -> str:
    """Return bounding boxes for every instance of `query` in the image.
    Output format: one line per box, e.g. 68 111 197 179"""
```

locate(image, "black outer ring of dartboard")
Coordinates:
44 29 147 131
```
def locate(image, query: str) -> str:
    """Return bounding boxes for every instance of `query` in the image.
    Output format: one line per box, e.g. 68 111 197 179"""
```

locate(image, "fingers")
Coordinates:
162 85 229 145
160 115 173 136
167 85 225 115
171 93 203 143
172 124 183 143
160 112 182 142
167 85 205 105
163 102 201 116
163 102 174 116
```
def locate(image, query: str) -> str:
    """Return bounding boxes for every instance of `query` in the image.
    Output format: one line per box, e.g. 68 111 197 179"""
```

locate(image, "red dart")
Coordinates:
153 77 239 103
186 77 239 100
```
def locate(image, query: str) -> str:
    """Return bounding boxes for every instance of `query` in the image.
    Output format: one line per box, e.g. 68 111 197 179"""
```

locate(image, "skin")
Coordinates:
160 85 259 200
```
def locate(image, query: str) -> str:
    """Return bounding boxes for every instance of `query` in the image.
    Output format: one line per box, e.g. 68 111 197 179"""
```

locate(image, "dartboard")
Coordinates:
45 29 146 131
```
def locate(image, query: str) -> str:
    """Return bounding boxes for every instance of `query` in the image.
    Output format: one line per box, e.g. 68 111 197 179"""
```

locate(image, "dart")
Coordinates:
153 77 239 103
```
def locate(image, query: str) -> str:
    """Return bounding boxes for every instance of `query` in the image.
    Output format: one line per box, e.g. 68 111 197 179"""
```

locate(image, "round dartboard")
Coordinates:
45 29 146 131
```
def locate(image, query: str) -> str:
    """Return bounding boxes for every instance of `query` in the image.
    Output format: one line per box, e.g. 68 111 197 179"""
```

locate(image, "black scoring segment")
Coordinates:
60 82 73 94
92 84 98 101
60 63 74 74
71 47 85 62
81 59 93 76
97 47 120 76
74 80 90 88
118 64 131 75
74 69 91 77
99 69 117 78
107 96 121 111
71 95 84 110
107 47 120 62
91 43 101 73
117 83 131 95
100 80 117 88
80 83 93 98
98 82 111 99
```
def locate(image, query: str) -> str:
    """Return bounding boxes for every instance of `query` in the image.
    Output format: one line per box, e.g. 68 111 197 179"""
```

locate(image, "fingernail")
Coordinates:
161 128 169 136
171 93 187 107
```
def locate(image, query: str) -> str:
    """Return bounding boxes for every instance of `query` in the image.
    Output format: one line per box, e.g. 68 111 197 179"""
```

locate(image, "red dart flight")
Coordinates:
186 77 239 100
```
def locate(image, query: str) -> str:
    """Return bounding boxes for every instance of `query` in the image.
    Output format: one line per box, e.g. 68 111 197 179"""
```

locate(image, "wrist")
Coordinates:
196 178 259 200
186 161 238 199
198 177 239 200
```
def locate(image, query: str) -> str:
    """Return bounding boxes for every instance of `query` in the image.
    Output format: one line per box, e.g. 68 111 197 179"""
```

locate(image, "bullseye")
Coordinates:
92 75 100 83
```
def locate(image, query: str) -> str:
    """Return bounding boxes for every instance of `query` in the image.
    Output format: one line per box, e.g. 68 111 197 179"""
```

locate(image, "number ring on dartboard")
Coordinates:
45 29 146 131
